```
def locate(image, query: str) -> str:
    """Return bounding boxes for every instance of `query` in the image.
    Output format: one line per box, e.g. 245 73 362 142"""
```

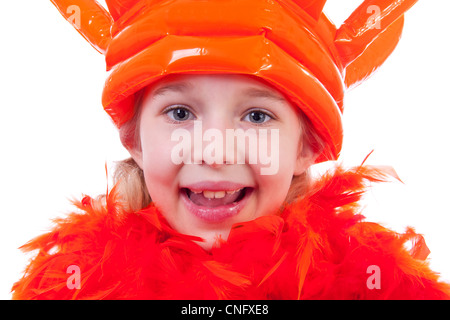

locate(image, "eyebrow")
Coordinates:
242 87 287 102
151 82 192 98
150 81 287 102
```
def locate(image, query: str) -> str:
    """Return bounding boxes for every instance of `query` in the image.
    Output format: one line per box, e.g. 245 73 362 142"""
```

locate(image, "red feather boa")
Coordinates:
12 166 450 299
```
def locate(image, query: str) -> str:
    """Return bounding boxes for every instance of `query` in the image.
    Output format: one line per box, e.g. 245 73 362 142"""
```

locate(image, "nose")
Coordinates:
191 112 238 167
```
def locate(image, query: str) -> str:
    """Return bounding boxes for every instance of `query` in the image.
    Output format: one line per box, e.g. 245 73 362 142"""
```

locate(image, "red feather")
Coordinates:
12 165 450 300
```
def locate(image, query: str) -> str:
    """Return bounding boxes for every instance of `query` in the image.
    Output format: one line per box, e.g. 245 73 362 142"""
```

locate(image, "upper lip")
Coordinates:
180 181 253 192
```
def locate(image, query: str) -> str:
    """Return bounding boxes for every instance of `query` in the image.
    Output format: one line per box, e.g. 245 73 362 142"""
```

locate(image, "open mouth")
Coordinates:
185 188 247 207
180 186 253 223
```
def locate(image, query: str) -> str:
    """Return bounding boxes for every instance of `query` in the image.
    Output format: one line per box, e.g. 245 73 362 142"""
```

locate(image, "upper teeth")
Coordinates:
192 188 243 199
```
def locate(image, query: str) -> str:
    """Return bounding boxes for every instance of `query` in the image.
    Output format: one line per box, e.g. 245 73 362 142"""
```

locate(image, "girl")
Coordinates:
11 0 450 299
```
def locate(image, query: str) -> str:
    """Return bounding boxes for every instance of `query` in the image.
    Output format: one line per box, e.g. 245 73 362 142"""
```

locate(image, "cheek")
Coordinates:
251 168 292 219
251 149 297 213
142 137 171 166
252 129 300 210
140 131 180 202
254 127 299 177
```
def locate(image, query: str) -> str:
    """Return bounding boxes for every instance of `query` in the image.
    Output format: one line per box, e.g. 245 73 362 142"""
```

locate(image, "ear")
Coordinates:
294 142 318 176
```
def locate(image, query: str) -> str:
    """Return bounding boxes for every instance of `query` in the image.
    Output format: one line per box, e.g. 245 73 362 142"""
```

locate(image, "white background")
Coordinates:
1 1 449 299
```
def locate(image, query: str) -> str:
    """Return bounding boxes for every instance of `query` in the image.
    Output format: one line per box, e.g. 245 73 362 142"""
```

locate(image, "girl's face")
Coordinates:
132 74 315 248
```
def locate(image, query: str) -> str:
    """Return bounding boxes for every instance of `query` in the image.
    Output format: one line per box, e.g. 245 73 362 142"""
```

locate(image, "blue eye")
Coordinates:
166 106 194 121
244 110 272 124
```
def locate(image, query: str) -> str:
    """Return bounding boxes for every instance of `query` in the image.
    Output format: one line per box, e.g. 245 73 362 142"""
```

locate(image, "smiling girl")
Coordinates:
122 74 318 248
12 0 450 299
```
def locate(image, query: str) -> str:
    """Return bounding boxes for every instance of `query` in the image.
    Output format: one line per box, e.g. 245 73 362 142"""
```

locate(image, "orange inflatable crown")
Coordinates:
50 0 418 162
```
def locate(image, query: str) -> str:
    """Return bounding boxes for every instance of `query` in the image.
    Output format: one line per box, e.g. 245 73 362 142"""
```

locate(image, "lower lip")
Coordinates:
180 188 252 223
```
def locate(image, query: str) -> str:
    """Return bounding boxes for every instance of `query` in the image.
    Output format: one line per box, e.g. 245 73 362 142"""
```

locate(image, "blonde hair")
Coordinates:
112 91 327 212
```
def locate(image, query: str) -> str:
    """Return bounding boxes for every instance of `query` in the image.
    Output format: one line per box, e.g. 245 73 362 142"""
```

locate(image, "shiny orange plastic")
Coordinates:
335 0 418 67
343 16 405 89
50 0 113 54
49 0 419 162
104 0 344 107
